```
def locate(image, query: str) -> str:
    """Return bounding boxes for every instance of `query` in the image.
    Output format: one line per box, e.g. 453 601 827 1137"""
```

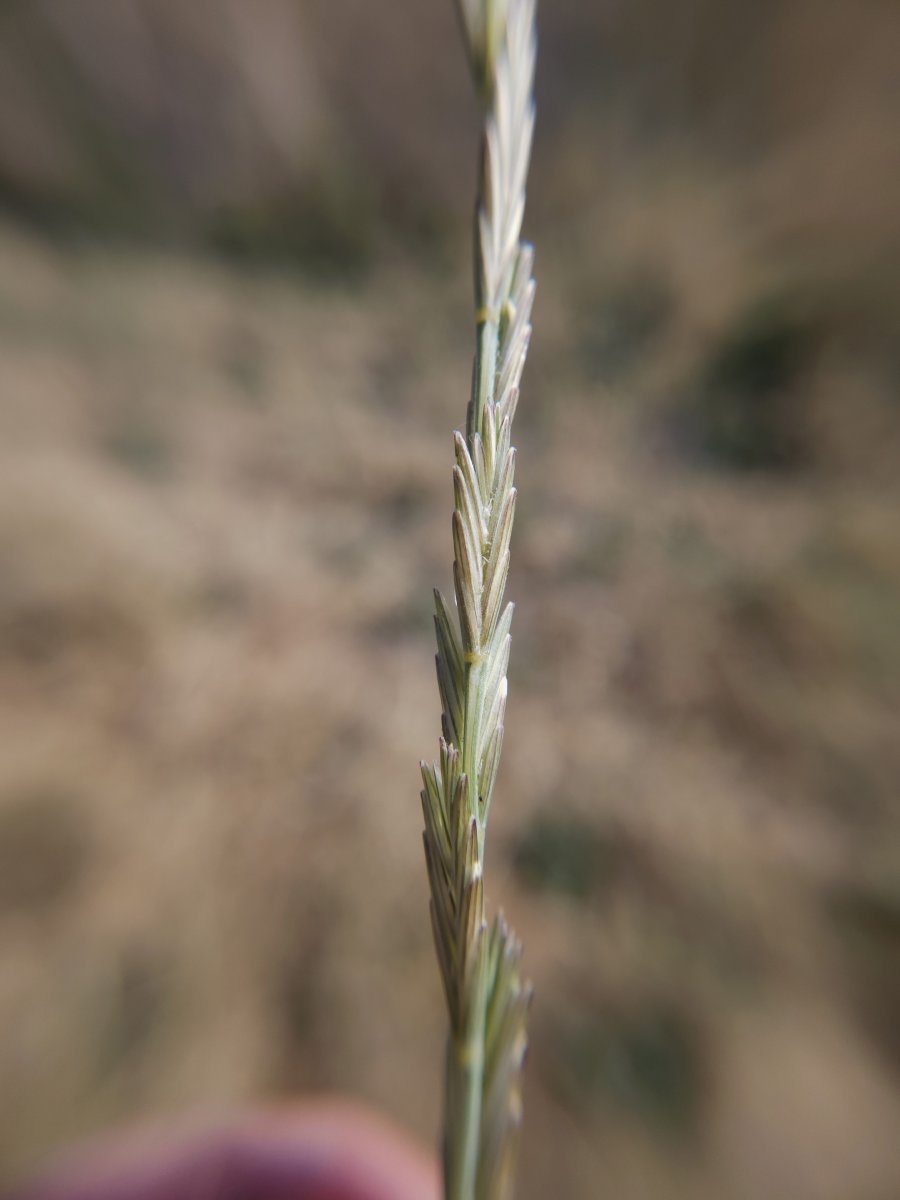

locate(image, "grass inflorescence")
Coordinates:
420 3 537 1199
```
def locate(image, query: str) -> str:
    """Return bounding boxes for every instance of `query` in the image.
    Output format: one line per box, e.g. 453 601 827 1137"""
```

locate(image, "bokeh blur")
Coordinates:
1 2 899 1197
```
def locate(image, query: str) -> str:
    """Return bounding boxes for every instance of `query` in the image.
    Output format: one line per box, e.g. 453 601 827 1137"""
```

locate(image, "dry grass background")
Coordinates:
1 2 899 1198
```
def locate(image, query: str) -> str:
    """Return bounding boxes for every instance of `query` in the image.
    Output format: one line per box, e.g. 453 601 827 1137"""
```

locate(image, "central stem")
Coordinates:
446 60 508 1200
447 958 487 1200
470 313 499 441
447 651 487 1200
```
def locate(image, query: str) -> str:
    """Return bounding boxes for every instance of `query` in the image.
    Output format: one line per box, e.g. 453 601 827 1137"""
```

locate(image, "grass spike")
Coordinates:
421 3 536 1198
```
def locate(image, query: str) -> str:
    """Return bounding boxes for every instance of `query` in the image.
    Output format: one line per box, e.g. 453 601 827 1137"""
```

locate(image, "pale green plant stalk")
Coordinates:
420 3 536 1199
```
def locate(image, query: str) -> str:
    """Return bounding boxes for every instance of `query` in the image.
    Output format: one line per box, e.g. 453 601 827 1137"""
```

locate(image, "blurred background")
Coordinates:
1 1 899 1197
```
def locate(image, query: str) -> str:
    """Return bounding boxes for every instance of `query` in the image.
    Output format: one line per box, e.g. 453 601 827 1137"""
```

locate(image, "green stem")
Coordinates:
445 648 488 1200
462 659 485 846
470 316 499 441
446 967 487 1200
445 26 514 1197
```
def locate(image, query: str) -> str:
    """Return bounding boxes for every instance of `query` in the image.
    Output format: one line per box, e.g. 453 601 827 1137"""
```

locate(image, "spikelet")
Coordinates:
421 3 536 1198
